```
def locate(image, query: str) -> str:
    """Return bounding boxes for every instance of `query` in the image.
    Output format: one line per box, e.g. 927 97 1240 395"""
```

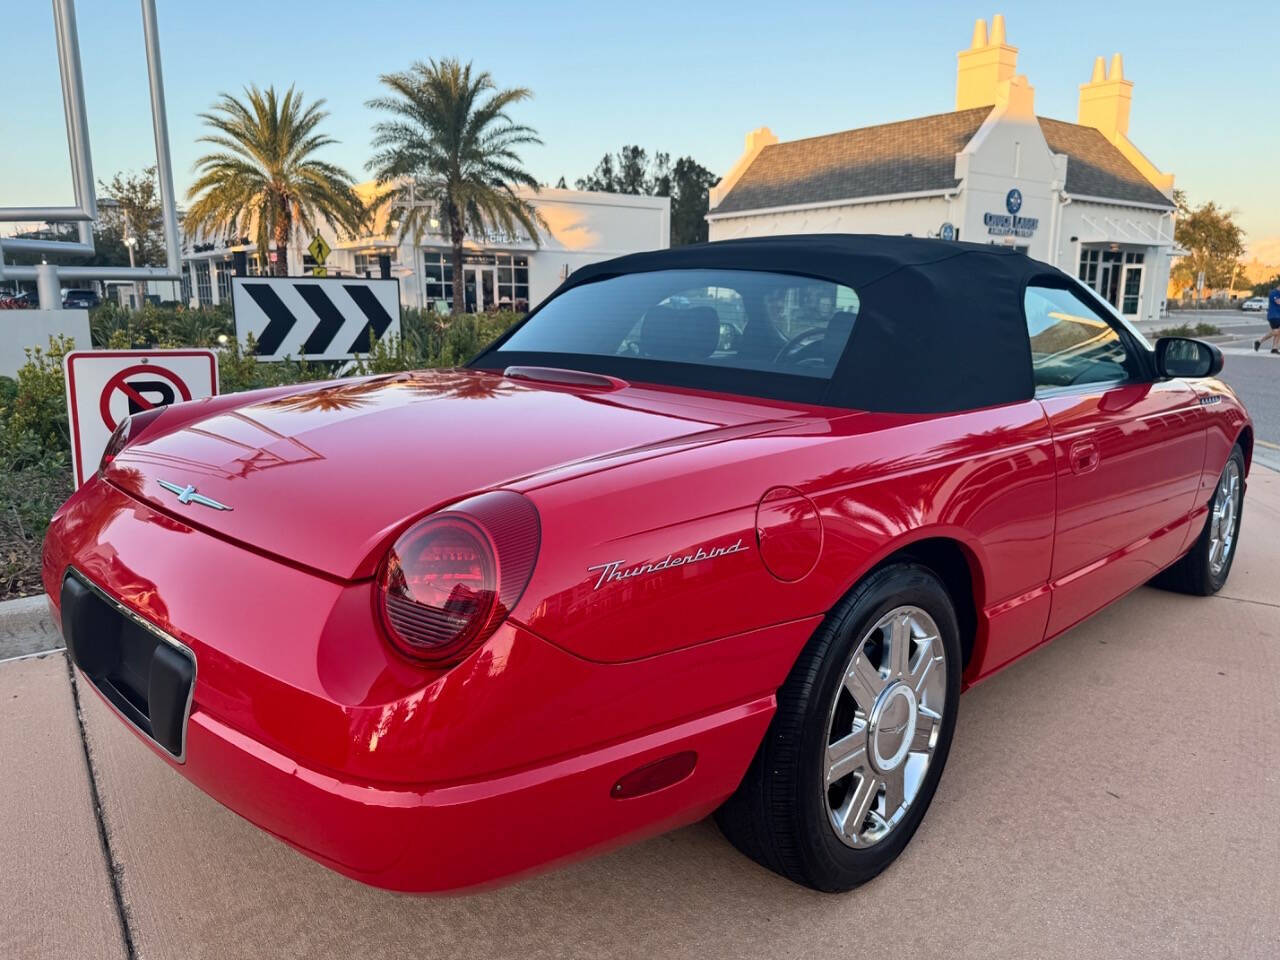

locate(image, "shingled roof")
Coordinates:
1037 117 1172 207
711 108 1172 215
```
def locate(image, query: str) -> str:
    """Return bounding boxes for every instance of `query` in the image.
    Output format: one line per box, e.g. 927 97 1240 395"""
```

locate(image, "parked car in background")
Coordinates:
0 290 37 309
47 235 1253 895
62 288 101 309
1241 297 1267 311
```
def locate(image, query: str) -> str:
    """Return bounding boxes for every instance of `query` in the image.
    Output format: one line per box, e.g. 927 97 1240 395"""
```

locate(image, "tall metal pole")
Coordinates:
53 0 96 220
141 0 182 276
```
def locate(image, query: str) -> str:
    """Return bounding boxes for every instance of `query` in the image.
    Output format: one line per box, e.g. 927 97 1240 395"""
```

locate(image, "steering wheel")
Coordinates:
775 328 827 367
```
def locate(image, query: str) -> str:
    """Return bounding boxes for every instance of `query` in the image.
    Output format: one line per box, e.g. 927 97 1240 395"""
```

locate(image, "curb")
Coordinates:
0 594 62 662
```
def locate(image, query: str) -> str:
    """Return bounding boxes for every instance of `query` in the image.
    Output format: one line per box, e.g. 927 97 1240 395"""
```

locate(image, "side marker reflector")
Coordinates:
610 751 697 799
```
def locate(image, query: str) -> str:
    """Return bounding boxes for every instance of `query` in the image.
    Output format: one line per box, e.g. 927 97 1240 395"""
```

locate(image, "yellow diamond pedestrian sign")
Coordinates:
307 235 330 264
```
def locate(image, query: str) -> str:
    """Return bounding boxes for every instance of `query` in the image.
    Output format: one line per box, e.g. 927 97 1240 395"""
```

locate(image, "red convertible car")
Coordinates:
45 236 1251 893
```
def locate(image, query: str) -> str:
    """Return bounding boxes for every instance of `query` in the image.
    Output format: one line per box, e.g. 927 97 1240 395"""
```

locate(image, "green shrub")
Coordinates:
0 339 75 598
215 336 335 393
90 302 233 349
1 335 74 465
1153 322 1222 338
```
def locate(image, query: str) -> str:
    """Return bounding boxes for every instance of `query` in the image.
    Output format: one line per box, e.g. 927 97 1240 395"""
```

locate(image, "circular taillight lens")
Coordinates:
377 492 540 666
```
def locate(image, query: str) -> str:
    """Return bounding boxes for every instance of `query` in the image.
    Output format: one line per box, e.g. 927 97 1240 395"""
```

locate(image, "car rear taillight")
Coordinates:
98 406 165 473
377 491 540 666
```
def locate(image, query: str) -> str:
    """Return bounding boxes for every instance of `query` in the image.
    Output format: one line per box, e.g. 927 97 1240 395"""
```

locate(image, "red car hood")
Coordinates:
105 369 799 579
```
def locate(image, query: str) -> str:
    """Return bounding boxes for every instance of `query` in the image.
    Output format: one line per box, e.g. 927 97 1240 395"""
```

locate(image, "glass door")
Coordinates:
463 265 496 312
1120 252 1145 317
1098 251 1124 310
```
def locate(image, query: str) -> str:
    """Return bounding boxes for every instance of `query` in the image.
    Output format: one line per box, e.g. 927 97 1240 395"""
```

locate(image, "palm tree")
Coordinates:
185 85 364 277
367 59 544 315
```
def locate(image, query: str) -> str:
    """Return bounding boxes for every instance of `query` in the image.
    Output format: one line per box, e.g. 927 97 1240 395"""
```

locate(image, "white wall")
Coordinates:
953 110 1063 262
708 196 953 242
0 309 91 378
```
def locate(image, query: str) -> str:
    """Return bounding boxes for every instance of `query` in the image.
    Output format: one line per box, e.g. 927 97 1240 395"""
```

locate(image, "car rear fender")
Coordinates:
824 529 987 680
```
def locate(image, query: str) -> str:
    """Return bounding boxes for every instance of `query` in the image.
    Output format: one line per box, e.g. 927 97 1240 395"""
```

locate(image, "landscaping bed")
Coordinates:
0 304 520 601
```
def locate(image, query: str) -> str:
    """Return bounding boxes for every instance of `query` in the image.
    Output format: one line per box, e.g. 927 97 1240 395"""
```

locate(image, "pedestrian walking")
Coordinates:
1255 285 1280 354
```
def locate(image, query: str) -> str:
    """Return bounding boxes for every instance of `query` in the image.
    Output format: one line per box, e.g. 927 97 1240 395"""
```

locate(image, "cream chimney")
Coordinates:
956 14 1018 110
1078 52 1133 139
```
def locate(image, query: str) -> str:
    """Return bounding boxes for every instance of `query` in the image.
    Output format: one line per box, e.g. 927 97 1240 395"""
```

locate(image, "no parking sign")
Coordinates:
64 350 219 487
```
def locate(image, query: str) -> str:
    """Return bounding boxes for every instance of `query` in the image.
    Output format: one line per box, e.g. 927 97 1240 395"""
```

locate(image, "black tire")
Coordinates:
715 562 962 892
1152 445 1246 596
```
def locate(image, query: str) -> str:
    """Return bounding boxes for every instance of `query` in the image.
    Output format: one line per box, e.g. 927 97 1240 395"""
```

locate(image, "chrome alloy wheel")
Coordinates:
1209 459 1242 577
824 606 947 848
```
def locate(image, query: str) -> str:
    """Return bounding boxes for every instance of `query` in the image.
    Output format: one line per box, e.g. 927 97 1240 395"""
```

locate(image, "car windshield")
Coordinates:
475 269 859 400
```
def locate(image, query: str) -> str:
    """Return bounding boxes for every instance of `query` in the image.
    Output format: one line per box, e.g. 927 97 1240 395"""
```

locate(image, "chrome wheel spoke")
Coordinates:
826 731 868 784
841 773 880 839
845 653 886 710
881 766 906 816
888 613 912 678
910 707 940 753
910 641 939 696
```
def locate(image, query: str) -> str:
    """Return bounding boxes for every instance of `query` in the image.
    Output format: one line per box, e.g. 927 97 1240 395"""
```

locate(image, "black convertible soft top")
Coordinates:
479 234 1084 414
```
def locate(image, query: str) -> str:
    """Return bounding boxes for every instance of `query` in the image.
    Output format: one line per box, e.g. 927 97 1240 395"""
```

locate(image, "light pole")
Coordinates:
124 235 143 308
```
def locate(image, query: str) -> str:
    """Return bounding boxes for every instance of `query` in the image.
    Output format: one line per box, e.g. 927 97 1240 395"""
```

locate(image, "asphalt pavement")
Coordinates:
4 470 1279 959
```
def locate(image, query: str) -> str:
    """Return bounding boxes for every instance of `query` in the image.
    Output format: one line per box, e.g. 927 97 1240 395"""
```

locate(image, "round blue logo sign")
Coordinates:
1006 189 1023 214
939 222 956 242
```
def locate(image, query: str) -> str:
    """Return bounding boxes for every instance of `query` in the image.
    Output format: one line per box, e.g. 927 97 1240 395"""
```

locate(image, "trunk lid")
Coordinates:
106 369 799 579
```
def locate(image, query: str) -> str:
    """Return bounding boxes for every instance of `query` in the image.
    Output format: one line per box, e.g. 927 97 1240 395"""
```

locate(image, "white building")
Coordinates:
181 186 669 313
707 15 1177 323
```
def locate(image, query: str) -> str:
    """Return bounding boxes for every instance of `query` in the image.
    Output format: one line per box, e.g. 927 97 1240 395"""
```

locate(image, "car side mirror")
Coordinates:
1155 337 1223 379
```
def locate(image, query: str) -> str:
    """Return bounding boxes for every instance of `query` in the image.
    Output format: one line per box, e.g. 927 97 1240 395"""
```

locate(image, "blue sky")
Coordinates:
3 0 1277 256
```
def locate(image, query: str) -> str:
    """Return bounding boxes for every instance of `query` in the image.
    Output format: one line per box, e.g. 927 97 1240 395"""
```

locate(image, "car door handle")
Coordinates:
1068 439 1100 475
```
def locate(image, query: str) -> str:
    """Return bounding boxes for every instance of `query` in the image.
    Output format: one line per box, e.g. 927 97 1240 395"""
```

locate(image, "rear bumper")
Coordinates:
142 685 772 892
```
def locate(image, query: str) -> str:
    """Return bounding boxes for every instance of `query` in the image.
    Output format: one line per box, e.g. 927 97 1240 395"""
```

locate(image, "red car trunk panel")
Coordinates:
103 370 802 580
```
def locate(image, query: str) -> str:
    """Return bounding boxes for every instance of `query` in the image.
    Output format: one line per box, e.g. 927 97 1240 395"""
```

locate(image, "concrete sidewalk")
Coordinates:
4 472 1279 960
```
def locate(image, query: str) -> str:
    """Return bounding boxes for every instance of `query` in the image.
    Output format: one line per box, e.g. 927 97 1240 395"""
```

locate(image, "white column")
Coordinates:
36 264 61 310
209 259 220 305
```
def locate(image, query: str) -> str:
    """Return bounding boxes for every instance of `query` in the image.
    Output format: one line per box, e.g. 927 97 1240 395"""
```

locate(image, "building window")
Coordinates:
354 253 375 277
194 261 212 306
423 251 452 308
422 250 530 313
216 261 232 303
181 265 192 304
1078 248 1100 285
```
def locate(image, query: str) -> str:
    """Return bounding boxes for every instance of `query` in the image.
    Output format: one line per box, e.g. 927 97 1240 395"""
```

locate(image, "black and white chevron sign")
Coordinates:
230 276 401 361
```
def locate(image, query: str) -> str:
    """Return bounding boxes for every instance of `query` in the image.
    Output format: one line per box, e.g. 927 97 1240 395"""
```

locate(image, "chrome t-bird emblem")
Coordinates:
156 479 232 511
